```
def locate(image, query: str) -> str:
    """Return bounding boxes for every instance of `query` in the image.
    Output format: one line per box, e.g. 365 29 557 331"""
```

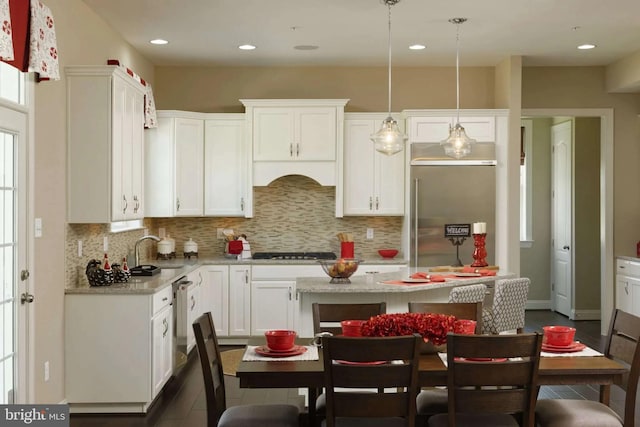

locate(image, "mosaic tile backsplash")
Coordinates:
66 175 404 288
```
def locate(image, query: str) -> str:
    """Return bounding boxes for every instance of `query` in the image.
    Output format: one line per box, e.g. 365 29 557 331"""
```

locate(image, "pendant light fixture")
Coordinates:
441 17 476 159
370 0 407 156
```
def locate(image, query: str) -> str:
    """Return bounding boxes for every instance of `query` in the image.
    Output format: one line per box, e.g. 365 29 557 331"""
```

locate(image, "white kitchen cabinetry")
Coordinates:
67 66 145 223
251 280 297 334
176 274 201 353
230 265 252 336
344 115 405 215
197 265 230 336
65 285 173 413
145 112 204 216
616 258 640 315
204 115 249 216
408 114 496 143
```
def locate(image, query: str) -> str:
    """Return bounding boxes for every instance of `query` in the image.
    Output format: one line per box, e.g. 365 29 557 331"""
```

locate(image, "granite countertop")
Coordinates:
66 256 408 295
296 267 515 294
617 255 640 263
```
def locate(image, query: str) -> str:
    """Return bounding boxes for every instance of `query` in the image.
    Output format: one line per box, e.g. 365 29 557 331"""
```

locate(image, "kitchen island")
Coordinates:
295 267 514 337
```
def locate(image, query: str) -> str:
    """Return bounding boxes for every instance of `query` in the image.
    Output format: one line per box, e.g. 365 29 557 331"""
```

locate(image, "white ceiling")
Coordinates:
82 0 640 68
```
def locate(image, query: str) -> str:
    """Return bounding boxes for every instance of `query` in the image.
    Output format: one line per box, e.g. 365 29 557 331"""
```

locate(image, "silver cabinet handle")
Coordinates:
369 197 373 210
563 245 570 250
190 295 196 310
296 143 299 156
122 195 128 214
176 198 180 212
375 196 379 210
20 293 34 304
625 283 629 295
162 318 169 337
288 287 292 301
244 270 249 284
240 197 245 211
289 143 293 157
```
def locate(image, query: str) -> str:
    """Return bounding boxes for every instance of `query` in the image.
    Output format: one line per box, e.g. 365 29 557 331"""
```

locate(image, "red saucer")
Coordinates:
542 342 586 353
456 357 508 362
255 345 307 358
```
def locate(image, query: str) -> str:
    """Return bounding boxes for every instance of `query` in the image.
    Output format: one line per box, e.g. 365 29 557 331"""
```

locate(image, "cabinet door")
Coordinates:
175 118 204 216
229 265 251 336
616 276 633 314
204 118 247 216
374 143 405 215
344 119 376 215
199 266 230 336
409 116 453 142
296 107 336 161
152 305 173 398
251 281 296 334
253 108 294 161
111 77 128 221
129 86 145 219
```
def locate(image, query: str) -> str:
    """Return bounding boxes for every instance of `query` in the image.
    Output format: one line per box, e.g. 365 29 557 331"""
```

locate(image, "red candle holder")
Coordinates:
471 233 488 267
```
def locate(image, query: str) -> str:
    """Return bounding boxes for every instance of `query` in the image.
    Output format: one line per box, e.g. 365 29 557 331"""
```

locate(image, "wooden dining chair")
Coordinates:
192 312 300 427
312 302 387 425
428 332 543 427
535 308 640 427
408 302 483 424
312 302 387 336
321 334 421 427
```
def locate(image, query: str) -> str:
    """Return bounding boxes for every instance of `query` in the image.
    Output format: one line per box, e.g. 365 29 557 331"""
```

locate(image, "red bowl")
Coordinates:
265 330 297 351
341 320 364 337
378 249 399 259
542 325 576 346
453 319 477 335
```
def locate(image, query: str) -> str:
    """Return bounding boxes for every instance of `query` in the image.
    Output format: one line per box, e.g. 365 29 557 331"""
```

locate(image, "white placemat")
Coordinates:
242 345 319 361
541 343 603 357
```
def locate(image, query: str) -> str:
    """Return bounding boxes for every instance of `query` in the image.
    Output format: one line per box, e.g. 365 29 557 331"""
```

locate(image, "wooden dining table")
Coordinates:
236 338 627 420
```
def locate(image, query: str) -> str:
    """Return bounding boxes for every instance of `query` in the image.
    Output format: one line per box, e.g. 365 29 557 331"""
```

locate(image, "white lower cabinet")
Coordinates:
198 265 230 336
616 258 640 315
176 274 201 353
251 280 297 334
230 265 252 336
65 285 174 413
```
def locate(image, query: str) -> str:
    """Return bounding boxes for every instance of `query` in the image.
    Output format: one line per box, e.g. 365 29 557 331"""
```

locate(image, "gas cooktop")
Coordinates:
252 252 337 260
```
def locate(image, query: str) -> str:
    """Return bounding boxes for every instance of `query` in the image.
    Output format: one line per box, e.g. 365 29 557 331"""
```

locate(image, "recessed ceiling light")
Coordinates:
578 44 596 50
409 44 426 50
150 39 168 45
238 44 256 50
294 45 319 51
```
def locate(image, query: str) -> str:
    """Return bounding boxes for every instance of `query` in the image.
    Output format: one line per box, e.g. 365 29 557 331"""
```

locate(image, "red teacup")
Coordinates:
341 320 364 337
454 319 477 335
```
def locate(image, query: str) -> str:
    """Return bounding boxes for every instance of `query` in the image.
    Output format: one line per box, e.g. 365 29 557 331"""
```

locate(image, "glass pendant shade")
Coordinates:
371 116 407 156
441 122 476 159
371 0 406 156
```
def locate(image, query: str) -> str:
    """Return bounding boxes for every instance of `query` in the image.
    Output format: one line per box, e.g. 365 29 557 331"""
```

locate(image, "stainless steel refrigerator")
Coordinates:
410 143 496 268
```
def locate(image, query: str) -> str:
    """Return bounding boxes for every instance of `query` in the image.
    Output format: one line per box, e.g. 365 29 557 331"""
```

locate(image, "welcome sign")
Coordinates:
444 223 471 238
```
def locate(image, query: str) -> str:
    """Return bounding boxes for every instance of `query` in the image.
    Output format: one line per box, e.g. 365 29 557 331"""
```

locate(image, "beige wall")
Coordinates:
35 0 154 404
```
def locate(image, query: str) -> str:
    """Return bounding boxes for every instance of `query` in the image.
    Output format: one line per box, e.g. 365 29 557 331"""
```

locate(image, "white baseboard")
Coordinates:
572 309 601 320
525 300 551 310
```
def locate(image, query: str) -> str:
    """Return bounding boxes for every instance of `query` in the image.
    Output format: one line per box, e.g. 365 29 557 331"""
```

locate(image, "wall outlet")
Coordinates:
44 361 49 382
217 228 224 239
366 228 374 240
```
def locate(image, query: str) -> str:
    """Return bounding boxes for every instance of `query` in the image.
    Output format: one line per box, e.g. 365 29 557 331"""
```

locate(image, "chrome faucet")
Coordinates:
134 235 161 267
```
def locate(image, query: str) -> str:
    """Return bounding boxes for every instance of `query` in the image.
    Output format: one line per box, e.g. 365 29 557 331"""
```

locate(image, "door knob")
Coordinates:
20 293 34 304
563 245 570 250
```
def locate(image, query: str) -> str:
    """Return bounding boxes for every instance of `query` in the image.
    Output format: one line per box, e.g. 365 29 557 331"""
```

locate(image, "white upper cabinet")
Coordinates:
343 114 405 215
253 107 337 161
204 115 249 216
145 113 204 217
67 66 146 223
409 114 496 143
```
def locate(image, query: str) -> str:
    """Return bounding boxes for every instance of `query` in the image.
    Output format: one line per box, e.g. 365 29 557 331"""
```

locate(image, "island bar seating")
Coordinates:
321 334 422 427
428 333 543 427
447 284 487 304
192 312 300 427
408 302 483 423
535 308 640 427
482 277 530 334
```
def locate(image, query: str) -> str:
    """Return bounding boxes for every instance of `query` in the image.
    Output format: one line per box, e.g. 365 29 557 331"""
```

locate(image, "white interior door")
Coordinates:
551 121 573 317
0 103 29 403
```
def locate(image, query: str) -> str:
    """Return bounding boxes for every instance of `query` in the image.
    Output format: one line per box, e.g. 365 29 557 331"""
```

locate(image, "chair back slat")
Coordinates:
409 301 483 333
322 335 420 427
312 302 386 335
193 312 226 427
446 333 542 427
603 309 640 426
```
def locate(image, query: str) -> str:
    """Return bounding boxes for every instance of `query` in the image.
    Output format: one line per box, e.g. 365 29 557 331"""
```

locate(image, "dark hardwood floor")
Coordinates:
70 310 632 427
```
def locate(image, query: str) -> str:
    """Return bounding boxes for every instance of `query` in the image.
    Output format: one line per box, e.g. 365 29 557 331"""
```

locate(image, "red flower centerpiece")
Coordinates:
361 312 460 346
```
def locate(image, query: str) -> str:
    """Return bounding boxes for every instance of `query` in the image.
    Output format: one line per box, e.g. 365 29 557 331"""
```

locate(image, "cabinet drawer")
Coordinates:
617 258 640 278
153 286 173 315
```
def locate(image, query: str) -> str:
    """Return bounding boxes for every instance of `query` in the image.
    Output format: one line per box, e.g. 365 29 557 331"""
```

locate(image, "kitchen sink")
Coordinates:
130 265 161 276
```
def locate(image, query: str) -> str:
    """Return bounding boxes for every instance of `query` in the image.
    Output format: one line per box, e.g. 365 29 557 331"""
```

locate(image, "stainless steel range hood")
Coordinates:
410 142 496 166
